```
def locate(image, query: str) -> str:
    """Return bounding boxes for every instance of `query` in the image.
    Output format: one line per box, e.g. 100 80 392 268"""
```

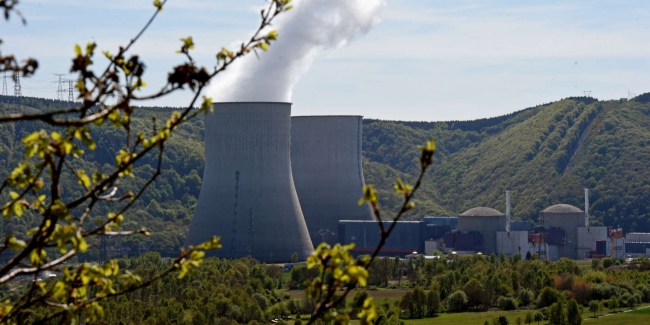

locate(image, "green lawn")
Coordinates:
585 306 650 325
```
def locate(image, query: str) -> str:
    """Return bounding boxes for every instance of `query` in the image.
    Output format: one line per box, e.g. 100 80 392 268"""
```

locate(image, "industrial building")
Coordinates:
186 102 314 263
338 220 449 257
539 204 586 259
291 116 374 247
458 207 506 254
424 217 458 230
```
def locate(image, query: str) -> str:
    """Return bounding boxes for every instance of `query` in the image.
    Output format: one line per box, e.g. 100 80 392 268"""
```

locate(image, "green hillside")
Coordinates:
364 95 650 233
1 94 649 255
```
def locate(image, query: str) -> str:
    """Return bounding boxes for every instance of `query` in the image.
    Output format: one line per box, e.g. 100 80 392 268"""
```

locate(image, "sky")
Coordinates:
3 0 650 121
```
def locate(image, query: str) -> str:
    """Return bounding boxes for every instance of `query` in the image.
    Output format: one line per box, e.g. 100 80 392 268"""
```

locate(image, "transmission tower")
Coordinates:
628 91 636 101
68 79 75 102
583 91 591 97
53 74 66 100
1 72 7 96
13 74 21 97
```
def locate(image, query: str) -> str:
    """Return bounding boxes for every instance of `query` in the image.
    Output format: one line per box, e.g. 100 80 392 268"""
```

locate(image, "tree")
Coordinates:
533 311 544 325
447 290 468 312
412 286 427 318
538 287 562 308
498 315 510 325
517 288 534 306
0 0 291 323
399 291 415 318
464 278 486 309
609 296 619 312
548 302 567 325
588 300 599 317
525 311 533 325
426 290 440 316
291 252 299 263
591 258 602 270
515 316 522 325
525 251 532 260
567 299 582 325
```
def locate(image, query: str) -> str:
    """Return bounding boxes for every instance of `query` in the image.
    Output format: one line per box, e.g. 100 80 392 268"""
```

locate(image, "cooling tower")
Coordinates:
291 116 374 247
186 102 313 263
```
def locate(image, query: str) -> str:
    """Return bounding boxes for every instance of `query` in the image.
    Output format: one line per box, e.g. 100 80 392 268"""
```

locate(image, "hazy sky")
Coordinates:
3 0 649 121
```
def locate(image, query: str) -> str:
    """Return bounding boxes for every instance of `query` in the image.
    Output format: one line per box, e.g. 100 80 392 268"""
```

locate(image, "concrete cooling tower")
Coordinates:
291 116 374 247
186 102 313 263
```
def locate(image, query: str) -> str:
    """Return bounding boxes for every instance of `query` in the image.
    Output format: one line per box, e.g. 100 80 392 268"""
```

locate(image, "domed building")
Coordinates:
458 207 507 254
540 204 586 259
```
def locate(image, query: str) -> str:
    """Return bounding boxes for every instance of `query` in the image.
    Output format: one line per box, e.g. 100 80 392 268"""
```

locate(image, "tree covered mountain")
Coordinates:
1 94 649 255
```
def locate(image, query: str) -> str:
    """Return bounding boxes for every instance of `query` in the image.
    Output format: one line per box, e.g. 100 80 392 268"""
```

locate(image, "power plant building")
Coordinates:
424 216 458 230
291 116 374 247
539 204 585 259
338 220 448 257
576 227 608 259
458 207 507 254
186 102 313 263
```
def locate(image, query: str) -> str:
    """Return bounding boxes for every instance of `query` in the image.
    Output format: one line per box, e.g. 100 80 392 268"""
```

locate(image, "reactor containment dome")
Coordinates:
291 116 374 247
458 207 506 254
186 102 313 263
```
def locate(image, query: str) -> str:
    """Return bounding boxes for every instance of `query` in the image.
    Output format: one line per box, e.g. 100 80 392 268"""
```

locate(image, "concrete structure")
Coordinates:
608 229 625 259
291 116 374 247
510 221 533 231
425 240 441 255
458 207 507 254
540 204 584 259
626 233 650 242
186 102 313 263
496 231 528 256
338 220 426 257
576 227 608 259
424 217 458 230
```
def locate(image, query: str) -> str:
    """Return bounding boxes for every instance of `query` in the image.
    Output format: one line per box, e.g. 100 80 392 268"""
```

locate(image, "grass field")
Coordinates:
584 306 650 325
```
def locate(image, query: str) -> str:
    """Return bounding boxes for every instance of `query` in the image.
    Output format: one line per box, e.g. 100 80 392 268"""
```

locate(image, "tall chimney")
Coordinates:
584 188 589 227
506 190 511 232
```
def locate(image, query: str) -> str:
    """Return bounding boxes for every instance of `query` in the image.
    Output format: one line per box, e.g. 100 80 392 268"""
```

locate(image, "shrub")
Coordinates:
517 288 534 306
447 291 468 312
497 296 517 311
537 287 561 308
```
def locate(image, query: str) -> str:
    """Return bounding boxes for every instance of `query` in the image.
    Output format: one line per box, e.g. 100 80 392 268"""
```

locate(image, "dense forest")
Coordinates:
1 94 650 255
5 252 650 324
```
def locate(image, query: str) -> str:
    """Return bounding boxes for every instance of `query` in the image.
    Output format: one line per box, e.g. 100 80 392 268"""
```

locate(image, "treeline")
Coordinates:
373 253 650 324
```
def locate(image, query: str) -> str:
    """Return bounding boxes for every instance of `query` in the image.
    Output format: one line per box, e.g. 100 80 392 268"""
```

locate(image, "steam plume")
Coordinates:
207 0 384 102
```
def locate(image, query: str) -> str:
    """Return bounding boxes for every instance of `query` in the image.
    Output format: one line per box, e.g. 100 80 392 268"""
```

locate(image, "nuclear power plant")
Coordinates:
291 116 374 247
186 102 643 263
186 102 313 263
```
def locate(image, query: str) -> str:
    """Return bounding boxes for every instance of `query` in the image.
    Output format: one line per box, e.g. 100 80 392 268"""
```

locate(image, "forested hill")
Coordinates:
1 94 650 255
363 94 650 233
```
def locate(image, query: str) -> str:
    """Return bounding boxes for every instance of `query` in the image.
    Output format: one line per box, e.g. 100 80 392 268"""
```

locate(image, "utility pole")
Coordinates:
53 74 66 100
1 72 7 96
13 74 21 97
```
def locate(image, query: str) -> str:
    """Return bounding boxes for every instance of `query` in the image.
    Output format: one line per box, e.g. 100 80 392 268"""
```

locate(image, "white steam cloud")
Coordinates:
207 0 384 102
